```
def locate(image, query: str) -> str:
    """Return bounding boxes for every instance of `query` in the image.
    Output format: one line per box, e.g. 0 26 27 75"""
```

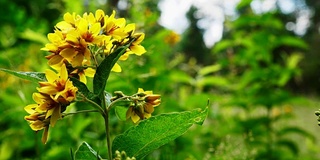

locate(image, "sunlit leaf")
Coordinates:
213 40 233 53
169 70 192 84
112 107 208 159
277 36 308 50
278 71 291 86
196 76 229 88
75 142 101 160
198 64 221 76
0 68 46 83
19 29 48 44
286 53 303 69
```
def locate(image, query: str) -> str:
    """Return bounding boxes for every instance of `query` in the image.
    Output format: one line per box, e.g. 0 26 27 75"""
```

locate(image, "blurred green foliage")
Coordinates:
1 0 320 159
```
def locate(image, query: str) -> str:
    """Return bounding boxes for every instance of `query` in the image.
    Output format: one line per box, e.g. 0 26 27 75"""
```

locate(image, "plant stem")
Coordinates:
63 109 100 117
104 114 112 160
101 91 112 160
107 96 131 111
83 96 105 115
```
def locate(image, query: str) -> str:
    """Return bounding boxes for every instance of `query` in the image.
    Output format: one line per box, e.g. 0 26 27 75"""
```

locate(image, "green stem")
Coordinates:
63 109 100 117
83 96 105 116
107 96 131 111
104 114 112 160
101 92 112 160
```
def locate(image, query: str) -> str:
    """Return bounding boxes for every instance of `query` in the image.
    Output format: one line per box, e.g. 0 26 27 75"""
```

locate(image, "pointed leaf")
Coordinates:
198 64 221 76
277 126 315 142
112 107 208 159
70 77 96 100
93 43 132 95
75 142 101 160
276 139 299 155
0 68 46 83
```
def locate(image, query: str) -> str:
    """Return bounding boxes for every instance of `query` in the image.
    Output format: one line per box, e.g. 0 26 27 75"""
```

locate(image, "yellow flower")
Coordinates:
129 33 146 55
42 9 147 74
30 92 63 127
165 31 181 46
56 12 80 33
119 25 146 63
24 100 51 144
41 30 69 70
38 64 78 103
123 24 146 56
24 104 48 131
41 30 68 53
24 64 77 144
126 88 161 123
94 9 106 25
103 10 128 39
77 18 108 45
63 30 91 67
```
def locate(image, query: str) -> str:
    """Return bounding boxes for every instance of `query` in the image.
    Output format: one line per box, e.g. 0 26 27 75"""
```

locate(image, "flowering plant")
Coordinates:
0 9 208 159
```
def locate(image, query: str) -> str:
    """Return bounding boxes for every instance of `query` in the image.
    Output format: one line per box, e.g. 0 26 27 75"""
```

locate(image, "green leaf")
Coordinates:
277 126 315 142
69 77 103 114
75 142 101 160
70 77 96 100
115 106 128 121
0 68 46 83
198 64 221 76
169 70 192 84
276 139 299 155
112 107 209 159
286 53 303 69
19 29 48 44
276 36 308 50
93 44 132 96
213 40 233 53
196 76 229 88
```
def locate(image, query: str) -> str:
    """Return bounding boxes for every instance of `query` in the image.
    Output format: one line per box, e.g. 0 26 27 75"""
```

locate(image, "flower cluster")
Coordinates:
126 88 161 123
24 9 149 143
24 64 78 144
41 9 146 83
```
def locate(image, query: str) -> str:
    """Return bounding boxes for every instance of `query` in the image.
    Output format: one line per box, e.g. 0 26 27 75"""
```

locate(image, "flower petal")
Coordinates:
111 63 122 72
84 68 96 77
45 69 59 83
50 106 61 127
42 127 49 144
144 104 154 113
79 72 87 84
60 64 68 82
72 54 84 67
131 112 140 123
24 104 37 114
60 48 77 59
48 55 64 67
130 45 146 55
